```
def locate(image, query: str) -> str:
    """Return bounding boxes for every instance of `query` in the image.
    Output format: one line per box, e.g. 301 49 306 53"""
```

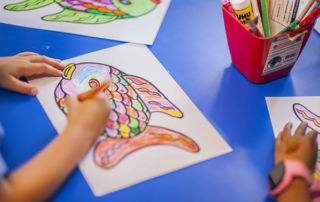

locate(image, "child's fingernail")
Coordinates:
31 87 38 95
61 61 67 67
55 59 66 66
56 70 62 76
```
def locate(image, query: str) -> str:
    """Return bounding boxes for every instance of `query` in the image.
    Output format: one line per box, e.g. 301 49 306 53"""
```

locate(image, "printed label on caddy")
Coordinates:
262 33 305 76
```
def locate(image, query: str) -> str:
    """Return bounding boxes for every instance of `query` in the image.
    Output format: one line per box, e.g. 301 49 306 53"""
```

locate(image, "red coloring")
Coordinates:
161 106 174 110
285 141 300 154
151 0 161 4
128 78 146 85
137 88 161 96
59 98 66 107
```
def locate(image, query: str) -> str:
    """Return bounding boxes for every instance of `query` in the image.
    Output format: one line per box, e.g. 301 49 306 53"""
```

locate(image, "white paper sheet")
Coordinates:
266 97 320 136
0 0 170 45
266 97 320 180
29 43 232 196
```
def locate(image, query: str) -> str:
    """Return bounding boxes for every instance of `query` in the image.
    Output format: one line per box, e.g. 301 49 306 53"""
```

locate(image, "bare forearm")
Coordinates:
277 179 311 202
0 128 97 201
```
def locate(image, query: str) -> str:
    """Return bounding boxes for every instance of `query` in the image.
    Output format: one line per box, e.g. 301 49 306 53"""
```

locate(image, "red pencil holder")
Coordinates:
222 5 315 84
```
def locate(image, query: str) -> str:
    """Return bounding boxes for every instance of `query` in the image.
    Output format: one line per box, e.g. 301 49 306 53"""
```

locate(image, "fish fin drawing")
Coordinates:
293 103 320 133
5 0 54 11
94 125 200 169
124 75 183 118
42 9 117 24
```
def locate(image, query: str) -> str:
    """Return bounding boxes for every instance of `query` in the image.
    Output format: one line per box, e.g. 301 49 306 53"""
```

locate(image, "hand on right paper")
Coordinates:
275 122 318 170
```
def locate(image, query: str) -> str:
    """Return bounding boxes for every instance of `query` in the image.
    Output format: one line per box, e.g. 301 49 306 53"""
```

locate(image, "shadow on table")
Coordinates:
209 63 294 202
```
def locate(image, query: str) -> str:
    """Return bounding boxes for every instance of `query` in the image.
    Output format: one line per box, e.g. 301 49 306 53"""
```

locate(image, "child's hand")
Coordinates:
64 93 111 144
275 122 318 170
0 52 65 96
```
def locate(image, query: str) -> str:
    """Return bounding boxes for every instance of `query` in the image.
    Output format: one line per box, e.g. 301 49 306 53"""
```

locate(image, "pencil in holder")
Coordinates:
222 5 315 84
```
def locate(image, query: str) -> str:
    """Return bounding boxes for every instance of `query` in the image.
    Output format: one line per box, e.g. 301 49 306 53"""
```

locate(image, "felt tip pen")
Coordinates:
300 7 320 27
279 0 318 34
77 81 109 102
279 21 300 34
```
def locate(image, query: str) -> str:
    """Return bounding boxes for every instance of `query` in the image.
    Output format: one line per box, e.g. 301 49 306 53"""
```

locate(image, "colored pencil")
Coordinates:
300 7 320 27
279 0 318 34
77 81 109 102
260 0 271 37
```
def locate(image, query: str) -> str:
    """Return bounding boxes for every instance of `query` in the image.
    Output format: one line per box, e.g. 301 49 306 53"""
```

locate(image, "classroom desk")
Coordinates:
0 1 319 201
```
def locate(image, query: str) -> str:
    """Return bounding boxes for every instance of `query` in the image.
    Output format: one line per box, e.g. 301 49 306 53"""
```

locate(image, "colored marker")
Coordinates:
77 81 109 102
279 0 318 34
300 7 320 27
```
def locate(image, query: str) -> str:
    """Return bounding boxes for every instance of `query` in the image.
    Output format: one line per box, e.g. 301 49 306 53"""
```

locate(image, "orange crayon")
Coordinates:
77 81 109 102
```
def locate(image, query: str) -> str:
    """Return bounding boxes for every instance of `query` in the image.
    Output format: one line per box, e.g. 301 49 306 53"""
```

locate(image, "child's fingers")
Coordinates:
95 92 108 102
6 76 38 96
17 52 38 56
312 141 318 170
275 133 283 150
65 95 78 114
282 122 292 141
307 130 318 143
95 92 110 109
26 63 62 77
314 141 318 155
28 55 65 70
294 122 308 136
94 92 111 117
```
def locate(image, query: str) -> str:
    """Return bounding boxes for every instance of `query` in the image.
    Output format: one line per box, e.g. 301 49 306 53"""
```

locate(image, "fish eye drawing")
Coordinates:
293 103 320 180
4 0 161 24
55 63 200 169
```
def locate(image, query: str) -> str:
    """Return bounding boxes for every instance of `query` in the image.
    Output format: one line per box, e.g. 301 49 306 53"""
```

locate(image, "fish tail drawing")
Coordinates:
94 126 200 169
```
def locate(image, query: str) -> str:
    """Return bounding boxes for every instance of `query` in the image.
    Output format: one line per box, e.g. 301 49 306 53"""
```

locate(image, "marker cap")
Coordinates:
230 0 251 10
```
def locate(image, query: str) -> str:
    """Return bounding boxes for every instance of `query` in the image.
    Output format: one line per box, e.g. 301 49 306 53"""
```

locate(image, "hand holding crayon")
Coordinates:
77 81 110 102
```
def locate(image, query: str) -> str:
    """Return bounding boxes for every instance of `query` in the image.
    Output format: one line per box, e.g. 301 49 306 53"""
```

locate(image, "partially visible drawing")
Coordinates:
293 103 320 133
55 63 199 169
293 103 320 180
5 0 161 24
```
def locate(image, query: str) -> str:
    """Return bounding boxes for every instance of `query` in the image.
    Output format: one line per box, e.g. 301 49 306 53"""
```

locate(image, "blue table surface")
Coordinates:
0 1 319 201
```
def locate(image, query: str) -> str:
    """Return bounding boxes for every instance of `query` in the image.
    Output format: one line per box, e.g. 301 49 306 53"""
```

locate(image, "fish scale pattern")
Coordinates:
55 63 182 141
104 67 150 138
58 0 132 18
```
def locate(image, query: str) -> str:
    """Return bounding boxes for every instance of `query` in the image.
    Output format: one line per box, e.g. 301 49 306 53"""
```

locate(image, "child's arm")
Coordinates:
0 52 65 96
0 93 111 201
274 122 318 202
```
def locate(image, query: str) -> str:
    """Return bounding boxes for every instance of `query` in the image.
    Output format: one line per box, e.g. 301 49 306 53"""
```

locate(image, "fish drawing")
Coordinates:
5 0 160 24
55 63 199 168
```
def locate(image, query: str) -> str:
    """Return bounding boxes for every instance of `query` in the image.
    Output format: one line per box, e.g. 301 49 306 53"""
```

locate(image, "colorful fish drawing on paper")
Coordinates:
293 103 320 180
55 63 199 168
5 0 161 24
